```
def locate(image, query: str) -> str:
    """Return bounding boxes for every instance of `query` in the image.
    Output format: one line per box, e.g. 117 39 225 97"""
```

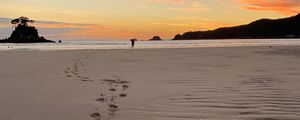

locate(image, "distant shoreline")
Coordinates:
1 40 300 52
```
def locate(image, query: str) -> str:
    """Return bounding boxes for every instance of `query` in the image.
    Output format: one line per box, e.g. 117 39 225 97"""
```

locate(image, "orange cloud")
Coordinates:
148 0 184 4
152 22 234 29
62 19 236 40
63 24 173 40
238 0 300 14
34 23 91 29
167 1 209 13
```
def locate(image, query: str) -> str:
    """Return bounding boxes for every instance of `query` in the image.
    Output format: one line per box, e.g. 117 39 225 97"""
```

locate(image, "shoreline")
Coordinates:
1 39 300 51
0 44 299 52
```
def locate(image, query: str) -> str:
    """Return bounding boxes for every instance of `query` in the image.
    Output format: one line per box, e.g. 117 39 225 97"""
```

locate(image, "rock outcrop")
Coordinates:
0 16 54 43
149 36 162 41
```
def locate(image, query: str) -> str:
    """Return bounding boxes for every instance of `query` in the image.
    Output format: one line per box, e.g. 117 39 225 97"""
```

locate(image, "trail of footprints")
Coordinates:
64 56 92 81
64 56 130 120
93 77 130 120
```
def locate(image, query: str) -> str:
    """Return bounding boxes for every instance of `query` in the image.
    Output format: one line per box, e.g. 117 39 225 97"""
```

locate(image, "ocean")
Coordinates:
1 39 300 51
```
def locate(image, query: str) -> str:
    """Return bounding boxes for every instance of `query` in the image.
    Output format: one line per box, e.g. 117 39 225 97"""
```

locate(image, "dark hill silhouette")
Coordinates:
0 16 54 43
173 13 300 40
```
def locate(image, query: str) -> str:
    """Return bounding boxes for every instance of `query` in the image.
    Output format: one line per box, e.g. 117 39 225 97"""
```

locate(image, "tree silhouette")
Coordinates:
11 16 34 26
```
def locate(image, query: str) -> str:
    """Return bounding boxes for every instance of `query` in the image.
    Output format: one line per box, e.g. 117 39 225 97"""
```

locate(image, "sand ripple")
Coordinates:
123 75 300 120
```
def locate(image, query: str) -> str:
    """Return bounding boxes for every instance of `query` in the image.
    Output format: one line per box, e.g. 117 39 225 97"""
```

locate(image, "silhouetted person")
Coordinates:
58 40 62 43
130 38 137 48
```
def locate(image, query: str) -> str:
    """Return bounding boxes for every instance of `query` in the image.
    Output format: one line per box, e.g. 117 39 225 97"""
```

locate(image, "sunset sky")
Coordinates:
0 0 300 40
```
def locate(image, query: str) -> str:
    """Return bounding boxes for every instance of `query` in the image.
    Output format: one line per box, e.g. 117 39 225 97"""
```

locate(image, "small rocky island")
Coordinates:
149 36 162 41
0 16 54 43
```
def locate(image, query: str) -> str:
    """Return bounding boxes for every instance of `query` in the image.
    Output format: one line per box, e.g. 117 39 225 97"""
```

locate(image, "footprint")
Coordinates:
90 113 101 120
109 88 117 92
81 79 94 82
66 75 72 77
122 85 128 88
96 98 105 103
101 79 117 83
120 81 129 84
109 104 118 109
81 76 91 80
122 85 129 90
119 93 127 97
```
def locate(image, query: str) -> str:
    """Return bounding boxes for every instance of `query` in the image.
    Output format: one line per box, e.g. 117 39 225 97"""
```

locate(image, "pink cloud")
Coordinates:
238 0 300 14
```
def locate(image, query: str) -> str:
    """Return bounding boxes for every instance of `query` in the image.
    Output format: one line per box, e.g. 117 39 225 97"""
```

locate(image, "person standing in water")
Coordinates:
130 38 137 48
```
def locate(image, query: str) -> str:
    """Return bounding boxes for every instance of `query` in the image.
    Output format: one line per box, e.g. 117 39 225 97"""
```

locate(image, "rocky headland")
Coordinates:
173 13 300 40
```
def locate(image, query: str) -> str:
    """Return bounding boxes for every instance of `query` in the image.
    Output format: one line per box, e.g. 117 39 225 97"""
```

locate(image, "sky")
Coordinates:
0 0 300 40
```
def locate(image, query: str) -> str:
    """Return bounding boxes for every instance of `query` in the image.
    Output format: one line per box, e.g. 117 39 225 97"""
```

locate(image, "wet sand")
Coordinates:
0 46 300 120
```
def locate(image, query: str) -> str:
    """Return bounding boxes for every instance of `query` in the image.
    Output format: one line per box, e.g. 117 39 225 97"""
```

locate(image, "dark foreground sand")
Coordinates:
0 46 300 120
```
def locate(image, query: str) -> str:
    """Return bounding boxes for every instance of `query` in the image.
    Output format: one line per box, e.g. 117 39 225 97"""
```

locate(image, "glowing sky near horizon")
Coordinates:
0 0 299 40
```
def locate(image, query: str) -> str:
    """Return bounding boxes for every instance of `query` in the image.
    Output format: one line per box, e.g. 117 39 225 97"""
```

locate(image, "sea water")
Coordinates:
1 39 300 51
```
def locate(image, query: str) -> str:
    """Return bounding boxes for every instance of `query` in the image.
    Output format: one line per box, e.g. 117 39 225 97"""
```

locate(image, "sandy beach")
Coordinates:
0 46 300 120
